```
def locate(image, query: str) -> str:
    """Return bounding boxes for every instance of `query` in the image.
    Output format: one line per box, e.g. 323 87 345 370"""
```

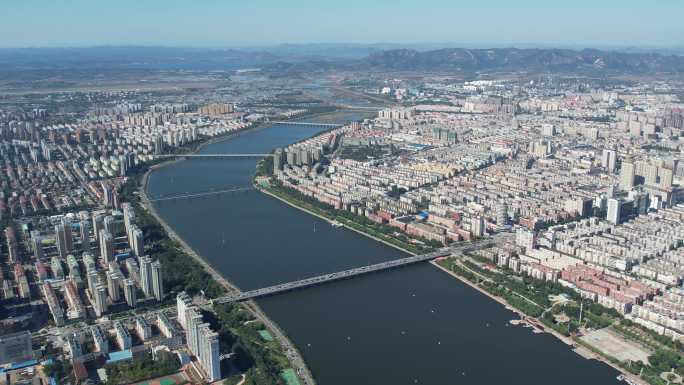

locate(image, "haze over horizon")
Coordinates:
2 0 683 49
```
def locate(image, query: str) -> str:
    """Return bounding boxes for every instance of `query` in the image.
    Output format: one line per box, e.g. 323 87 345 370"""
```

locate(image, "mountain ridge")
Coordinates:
0 46 682 75
359 47 684 74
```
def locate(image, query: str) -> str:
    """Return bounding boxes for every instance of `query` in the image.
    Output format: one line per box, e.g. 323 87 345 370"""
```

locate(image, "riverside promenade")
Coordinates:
430 259 647 385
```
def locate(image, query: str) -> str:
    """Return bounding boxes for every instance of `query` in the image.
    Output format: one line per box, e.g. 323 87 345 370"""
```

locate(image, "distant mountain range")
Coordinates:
358 48 684 74
1 46 683 75
0 46 283 71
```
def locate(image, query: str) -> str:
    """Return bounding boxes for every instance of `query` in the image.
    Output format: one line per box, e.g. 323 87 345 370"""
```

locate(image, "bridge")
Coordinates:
212 242 487 305
270 121 342 128
151 153 272 159
145 186 254 203
334 105 383 111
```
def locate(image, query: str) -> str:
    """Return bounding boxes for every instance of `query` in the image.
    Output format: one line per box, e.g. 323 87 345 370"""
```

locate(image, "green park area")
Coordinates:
105 352 180 385
259 330 275 342
281 369 302 385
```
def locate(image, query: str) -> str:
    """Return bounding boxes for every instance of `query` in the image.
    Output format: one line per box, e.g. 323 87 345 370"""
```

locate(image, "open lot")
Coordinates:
581 328 653 364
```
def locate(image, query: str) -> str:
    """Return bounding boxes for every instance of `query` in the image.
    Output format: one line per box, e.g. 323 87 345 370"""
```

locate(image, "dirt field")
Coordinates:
581 328 653 363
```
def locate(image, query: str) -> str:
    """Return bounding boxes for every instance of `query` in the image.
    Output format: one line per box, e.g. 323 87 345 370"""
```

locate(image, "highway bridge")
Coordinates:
334 105 383 111
144 186 254 203
151 153 272 159
270 121 342 128
213 242 487 305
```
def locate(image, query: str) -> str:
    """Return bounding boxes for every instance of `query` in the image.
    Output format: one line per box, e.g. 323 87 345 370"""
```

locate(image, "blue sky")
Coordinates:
1 0 683 48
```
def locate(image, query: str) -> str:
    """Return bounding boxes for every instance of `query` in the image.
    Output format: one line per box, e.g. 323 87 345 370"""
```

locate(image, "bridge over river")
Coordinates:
150 153 273 159
269 121 342 128
143 186 255 203
213 241 490 305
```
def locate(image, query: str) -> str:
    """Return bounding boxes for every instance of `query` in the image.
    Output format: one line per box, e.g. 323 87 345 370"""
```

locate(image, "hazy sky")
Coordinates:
2 0 683 48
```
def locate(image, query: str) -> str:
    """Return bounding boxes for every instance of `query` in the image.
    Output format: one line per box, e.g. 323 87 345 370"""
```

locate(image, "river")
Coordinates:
147 114 623 385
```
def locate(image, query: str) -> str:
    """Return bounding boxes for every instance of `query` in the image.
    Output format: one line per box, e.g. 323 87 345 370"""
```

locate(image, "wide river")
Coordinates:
148 115 623 385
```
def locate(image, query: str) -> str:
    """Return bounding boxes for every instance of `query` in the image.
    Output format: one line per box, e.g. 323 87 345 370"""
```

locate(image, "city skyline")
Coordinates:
1 0 683 48
2 2 684 384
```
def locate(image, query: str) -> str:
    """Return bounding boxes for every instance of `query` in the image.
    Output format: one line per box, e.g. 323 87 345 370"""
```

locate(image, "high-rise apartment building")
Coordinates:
620 159 635 191
91 326 109 354
61 217 73 252
99 230 114 264
660 166 674 190
601 149 616 173
177 291 192 329
79 220 91 251
273 148 284 172
642 163 659 185
182 304 221 382
94 284 108 317
139 256 153 297
92 213 104 241
495 201 508 225
607 198 622 224
55 223 68 258
123 278 136 308
135 317 152 341
66 333 82 359
131 228 144 257
103 216 117 236
185 308 203 355
151 260 163 302
31 231 43 259
107 271 121 302
199 325 221 381
515 228 536 251
87 271 100 298
114 321 131 350
471 215 485 237
4 227 19 263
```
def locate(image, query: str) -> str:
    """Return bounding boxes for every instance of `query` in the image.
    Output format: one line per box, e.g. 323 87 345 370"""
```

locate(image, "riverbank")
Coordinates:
430 260 531 320
257 186 418 257
139 166 316 385
133 117 342 385
255 177 646 384
431 259 647 385
133 109 383 385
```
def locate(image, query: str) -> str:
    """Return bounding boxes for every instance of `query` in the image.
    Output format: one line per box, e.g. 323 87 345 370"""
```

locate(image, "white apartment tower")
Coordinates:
199 325 221 381
151 260 163 301
123 278 136 308
620 159 635 191
139 256 153 297
99 230 114 264
602 149 616 173
607 198 622 225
